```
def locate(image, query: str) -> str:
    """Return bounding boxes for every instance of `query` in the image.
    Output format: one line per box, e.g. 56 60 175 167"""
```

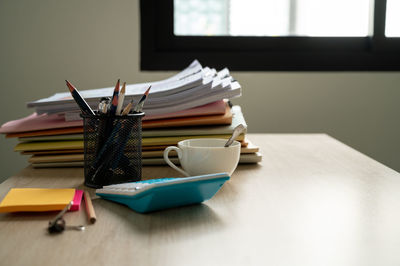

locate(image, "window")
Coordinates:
140 0 400 71
385 0 400 37
174 0 371 37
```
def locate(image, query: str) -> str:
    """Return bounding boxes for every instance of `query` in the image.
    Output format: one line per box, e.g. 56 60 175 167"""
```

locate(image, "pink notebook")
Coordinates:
0 101 226 134
0 113 82 134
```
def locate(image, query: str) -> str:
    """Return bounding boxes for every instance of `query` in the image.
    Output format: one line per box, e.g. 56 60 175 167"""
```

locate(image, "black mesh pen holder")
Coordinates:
81 112 144 188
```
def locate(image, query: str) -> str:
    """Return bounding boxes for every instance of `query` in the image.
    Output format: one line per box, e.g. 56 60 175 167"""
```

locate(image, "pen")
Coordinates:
95 97 111 157
116 82 126 115
109 79 120 115
65 80 95 115
133 85 151 113
102 102 108 114
98 97 111 114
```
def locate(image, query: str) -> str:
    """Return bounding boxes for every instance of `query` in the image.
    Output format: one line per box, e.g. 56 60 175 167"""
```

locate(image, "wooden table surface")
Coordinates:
1 134 400 266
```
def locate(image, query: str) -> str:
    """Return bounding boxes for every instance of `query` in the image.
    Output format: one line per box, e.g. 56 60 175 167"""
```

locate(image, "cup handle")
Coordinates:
163 146 190 177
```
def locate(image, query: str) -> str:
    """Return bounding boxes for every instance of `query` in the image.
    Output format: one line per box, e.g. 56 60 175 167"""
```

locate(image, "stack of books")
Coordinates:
0 60 262 168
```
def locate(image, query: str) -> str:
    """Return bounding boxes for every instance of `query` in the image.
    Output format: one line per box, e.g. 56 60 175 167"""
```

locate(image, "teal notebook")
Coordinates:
96 173 230 213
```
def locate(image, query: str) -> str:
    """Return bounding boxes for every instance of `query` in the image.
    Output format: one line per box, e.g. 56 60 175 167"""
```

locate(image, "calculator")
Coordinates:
96 172 230 213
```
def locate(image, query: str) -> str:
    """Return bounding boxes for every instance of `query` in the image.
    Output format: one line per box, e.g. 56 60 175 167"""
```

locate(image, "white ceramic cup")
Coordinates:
163 138 241 177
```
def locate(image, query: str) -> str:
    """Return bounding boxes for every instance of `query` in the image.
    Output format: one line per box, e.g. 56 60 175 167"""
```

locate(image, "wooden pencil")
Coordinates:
84 191 97 224
121 98 134 115
109 79 120 115
65 80 95 115
116 82 126 115
134 85 151 113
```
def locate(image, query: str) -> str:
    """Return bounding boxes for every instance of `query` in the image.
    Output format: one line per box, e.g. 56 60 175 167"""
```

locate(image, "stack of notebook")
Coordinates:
0 60 262 168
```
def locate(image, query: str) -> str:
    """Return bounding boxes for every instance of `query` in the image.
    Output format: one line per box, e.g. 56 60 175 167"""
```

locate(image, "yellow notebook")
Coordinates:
0 188 75 212
14 135 245 152
142 134 244 146
14 140 83 152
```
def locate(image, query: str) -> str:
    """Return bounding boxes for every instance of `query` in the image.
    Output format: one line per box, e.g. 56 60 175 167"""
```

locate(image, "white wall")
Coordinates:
0 0 399 181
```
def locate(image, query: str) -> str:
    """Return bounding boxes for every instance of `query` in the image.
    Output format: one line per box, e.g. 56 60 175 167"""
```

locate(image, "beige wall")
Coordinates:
0 0 399 181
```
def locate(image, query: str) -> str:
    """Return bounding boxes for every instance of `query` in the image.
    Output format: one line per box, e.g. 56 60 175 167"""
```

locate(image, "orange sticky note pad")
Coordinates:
0 188 76 213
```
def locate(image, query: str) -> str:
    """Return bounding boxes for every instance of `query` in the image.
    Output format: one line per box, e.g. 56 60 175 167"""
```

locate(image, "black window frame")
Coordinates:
140 0 400 71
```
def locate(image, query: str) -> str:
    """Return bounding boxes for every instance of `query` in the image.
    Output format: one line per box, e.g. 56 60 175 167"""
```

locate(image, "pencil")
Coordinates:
133 85 151 113
84 191 96 224
116 82 126 115
109 79 120 115
65 80 95 115
121 98 134 115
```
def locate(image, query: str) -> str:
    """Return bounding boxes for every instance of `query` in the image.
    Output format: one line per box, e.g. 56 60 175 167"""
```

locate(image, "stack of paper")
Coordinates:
0 60 262 168
27 60 241 117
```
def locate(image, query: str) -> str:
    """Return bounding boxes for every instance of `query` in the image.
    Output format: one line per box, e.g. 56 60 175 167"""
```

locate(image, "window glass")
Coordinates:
174 0 372 37
229 0 290 36
295 0 371 36
385 0 400 37
174 0 229 35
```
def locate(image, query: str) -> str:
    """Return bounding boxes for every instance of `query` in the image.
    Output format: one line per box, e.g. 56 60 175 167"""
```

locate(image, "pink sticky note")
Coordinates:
69 189 83 211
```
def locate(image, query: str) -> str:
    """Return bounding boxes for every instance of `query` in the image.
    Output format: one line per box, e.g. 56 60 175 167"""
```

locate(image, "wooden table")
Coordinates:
1 134 400 266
